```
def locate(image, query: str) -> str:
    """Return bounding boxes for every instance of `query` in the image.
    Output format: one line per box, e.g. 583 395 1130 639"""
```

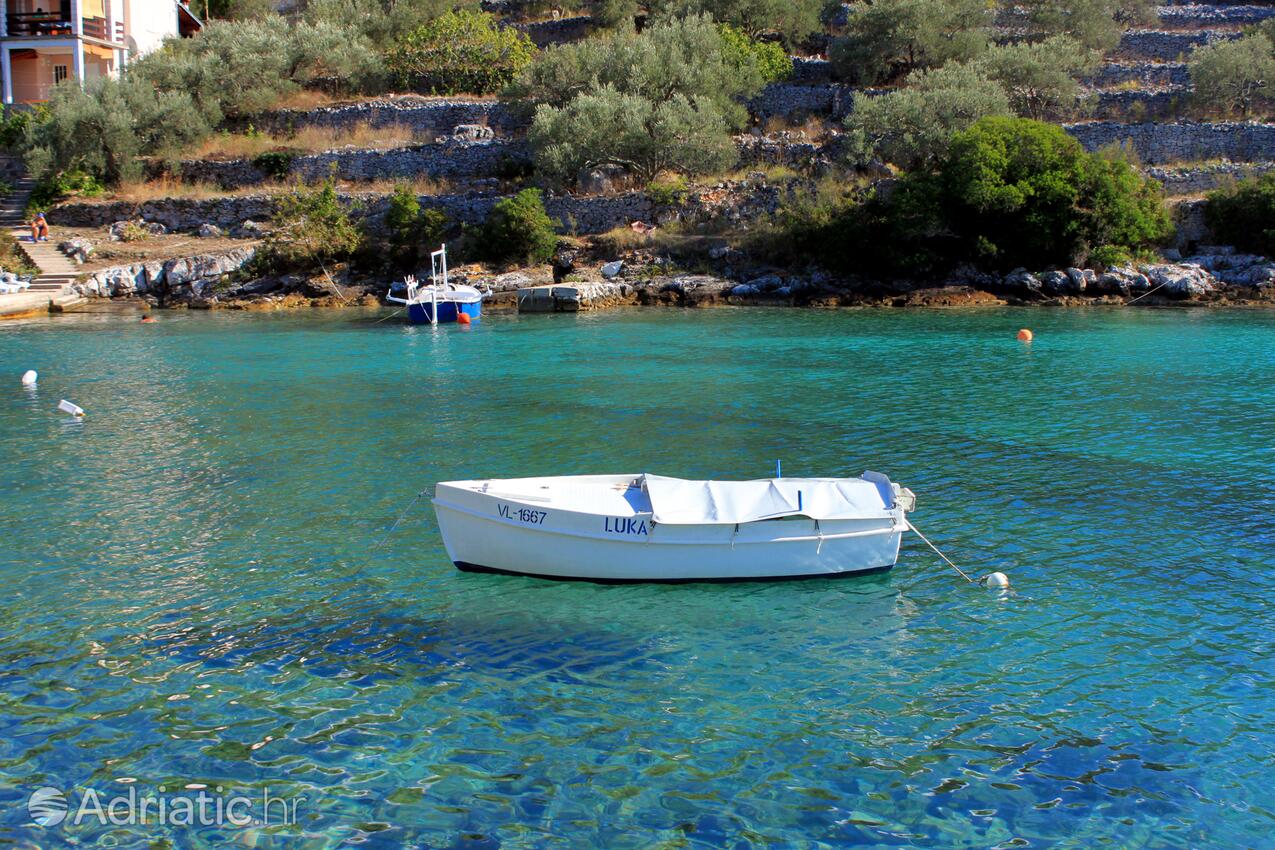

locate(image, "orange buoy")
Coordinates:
1016 328 1033 342
456 311 472 325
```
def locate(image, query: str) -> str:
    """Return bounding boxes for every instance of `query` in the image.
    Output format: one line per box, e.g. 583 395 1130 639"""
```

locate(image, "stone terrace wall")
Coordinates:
1148 161 1275 195
48 191 655 235
1087 62 1190 89
1157 4 1275 26
1064 121 1275 164
251 98 527 136
173 140 533 189
749 83 855 120
1117 29 1238 60
513 15 593 47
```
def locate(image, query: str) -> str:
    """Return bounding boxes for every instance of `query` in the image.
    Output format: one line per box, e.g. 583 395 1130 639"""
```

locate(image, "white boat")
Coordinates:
385 244 484 324
432 472 916 583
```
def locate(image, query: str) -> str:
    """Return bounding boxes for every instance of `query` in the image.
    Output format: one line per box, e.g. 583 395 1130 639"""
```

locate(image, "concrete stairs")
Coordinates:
2 172 79 299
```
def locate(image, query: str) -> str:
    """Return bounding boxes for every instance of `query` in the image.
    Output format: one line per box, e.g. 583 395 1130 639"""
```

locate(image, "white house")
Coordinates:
0 0 200 104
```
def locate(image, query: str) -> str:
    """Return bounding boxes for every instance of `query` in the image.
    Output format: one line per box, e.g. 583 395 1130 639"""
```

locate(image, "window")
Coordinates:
53 65 68 84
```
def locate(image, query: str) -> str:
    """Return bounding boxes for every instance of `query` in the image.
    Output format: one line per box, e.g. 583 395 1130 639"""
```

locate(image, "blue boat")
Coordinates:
386 245 484 325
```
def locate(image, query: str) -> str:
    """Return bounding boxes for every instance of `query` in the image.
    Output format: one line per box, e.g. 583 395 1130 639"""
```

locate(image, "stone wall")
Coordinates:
76 246 258 299
1149 161 1275 196
48 191 655 236
1157 4 1275 26
1064 121 1275 164
172 139 533 189
1086 62 1189 89
748 83 855 120
1116 29 1237 61
251 98 527 136
513 15 593 47
1093 89 1186 120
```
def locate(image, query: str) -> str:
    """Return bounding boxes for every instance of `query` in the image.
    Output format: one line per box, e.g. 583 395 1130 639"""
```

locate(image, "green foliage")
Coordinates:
780 117 1171 276
647 173 691 206
479 188 559 264
204 0 276 20
512 14 765 128
0 230 38 277
1205 173 1275 257
304 0 477 47
830 0 991 85
1189 34 1275 118
718 23 792 86
117 221 150 243
22 78 211 186
387 10 535 95
263 175 363 269
251 150 297 180
517 14 770 185
0 106 46 151
589 0 823 43
130 18 380 123
1017 0 1154 53
27 169 105 211
382 182 449 266
530 85 737 183
925 117 1170 270
843 63 1011 170
973 36 1098 121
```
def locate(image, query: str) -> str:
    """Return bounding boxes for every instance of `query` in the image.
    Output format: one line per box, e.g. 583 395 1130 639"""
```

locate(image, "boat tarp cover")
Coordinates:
641 475 891 525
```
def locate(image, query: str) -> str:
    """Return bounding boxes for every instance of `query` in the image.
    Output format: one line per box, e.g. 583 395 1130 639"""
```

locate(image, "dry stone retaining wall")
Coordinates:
1064 121 1275 164
172 140 532 189
251 98 527 136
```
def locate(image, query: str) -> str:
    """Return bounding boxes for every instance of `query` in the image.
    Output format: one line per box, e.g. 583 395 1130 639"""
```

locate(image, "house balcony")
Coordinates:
4 12 123 43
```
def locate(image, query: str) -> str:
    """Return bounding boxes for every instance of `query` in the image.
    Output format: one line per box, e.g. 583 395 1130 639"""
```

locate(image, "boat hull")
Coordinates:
407 299 481 324
433 484 903 583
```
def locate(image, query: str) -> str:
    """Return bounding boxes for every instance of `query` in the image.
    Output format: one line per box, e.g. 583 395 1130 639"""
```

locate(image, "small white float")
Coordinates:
57 399 84 417
21 370 37 385
433 472 916 583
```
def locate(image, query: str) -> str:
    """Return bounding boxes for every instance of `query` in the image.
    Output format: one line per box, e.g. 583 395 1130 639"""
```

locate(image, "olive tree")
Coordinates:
1189 34 1275 118
830 0 991 86
843 63 1011 170
1016 0 1155 53
974 36 1098 121
529 85 736 183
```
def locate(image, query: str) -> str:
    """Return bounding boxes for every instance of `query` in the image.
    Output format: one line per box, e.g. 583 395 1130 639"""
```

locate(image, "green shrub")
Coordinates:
830 0 991 86
22 78 211 186
251 150 297 180
304 0 478 47
130 18 380 122
479 188 558 264
1189 35 1275 118
530 85 737 184
117 221 150 243
263 174 363 270
843 63 1011 170
718 24 792 86
511 14 766 129
1205 173 1275 257
647 174 691 206
27 169 106 212
387 10 535 95
973 36 1098 121
590 0 823 44
781 117 1171 276
381 182 449 265
0 106 46 151
1017 0 1155 53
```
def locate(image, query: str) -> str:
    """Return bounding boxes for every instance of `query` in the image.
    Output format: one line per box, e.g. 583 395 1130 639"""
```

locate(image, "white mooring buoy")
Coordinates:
983 571 1010 589
21 370 37 386
57 399 85 417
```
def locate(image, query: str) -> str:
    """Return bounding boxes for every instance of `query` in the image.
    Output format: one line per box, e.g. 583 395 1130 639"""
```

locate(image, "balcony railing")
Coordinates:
5 13 123 42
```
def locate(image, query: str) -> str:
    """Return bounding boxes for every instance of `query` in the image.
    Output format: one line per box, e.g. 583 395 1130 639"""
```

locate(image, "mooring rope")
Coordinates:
371 488 431 552
906 520 975 584
1125 280 1171 306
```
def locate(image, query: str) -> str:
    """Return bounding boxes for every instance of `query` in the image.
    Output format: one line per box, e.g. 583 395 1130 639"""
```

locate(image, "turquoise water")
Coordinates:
0 306 1271 849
